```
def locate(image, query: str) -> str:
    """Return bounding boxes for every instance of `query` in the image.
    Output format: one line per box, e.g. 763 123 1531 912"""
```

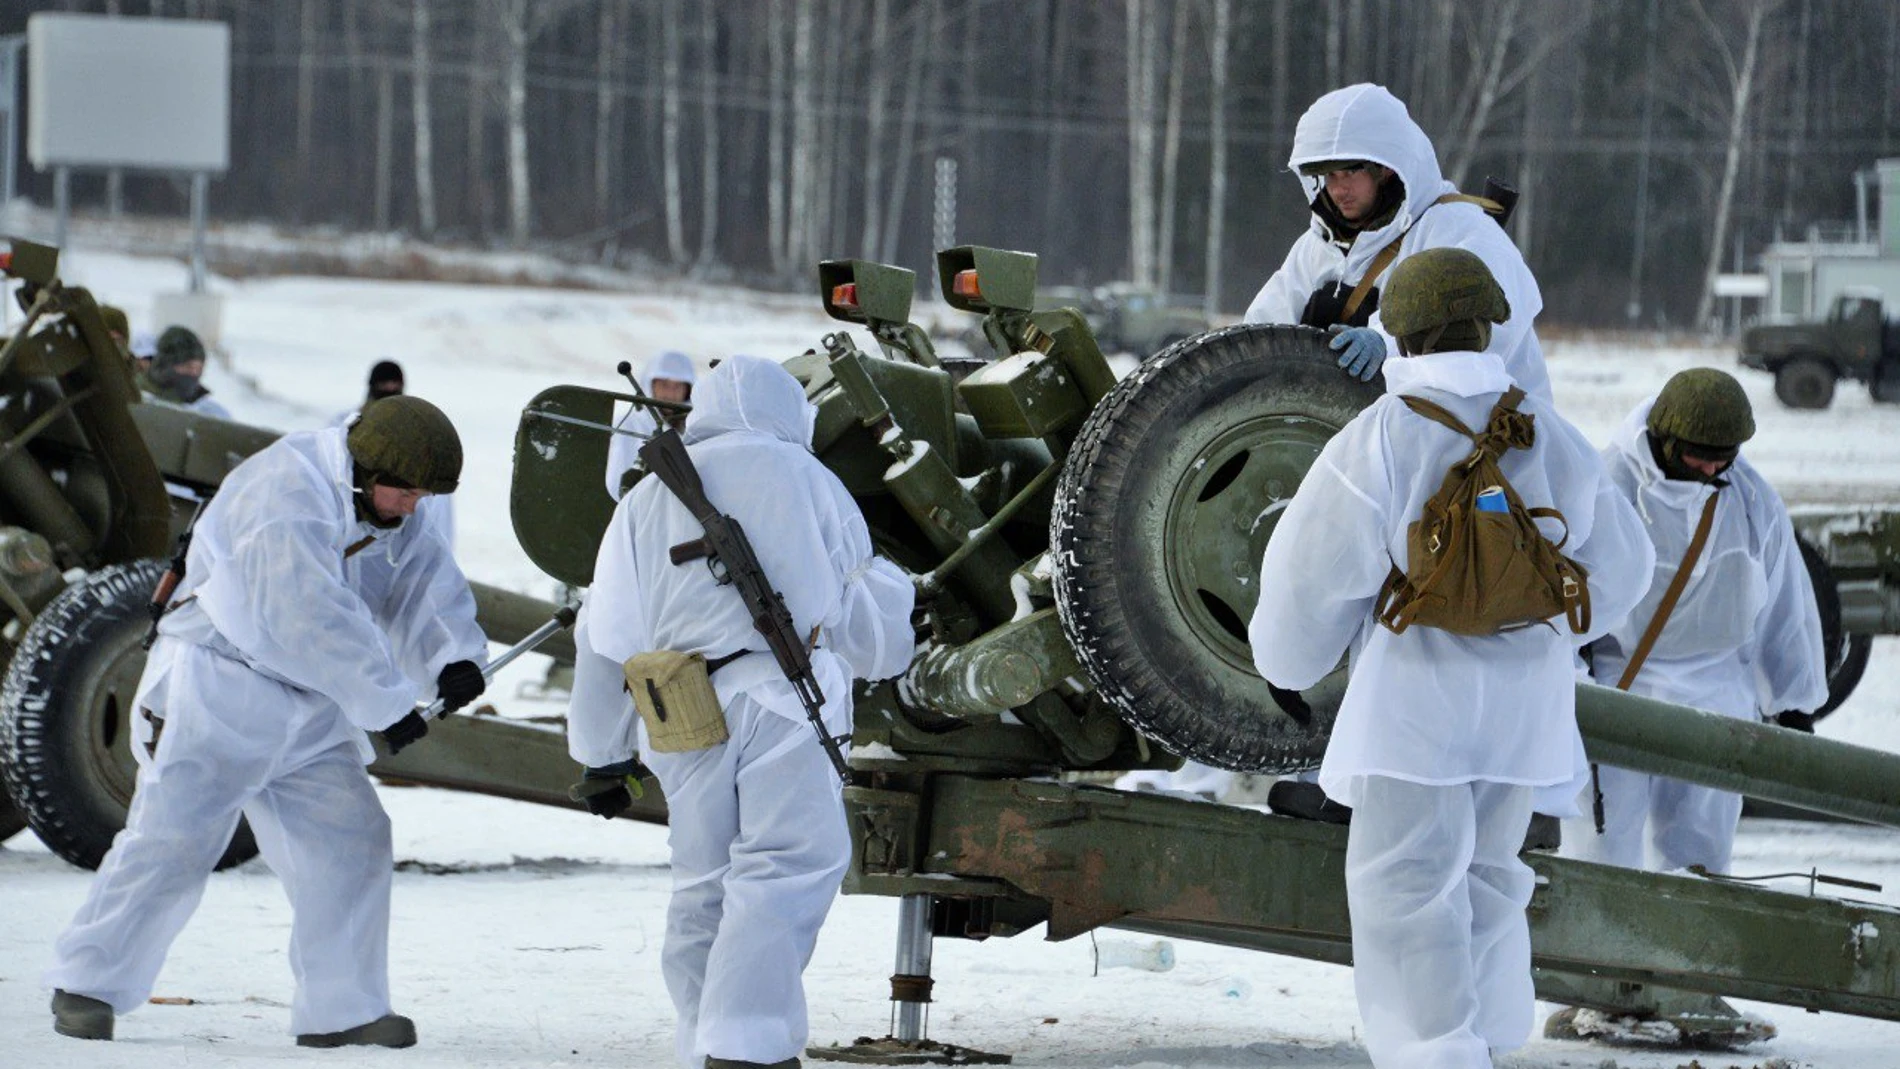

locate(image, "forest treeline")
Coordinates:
7 0 1900 329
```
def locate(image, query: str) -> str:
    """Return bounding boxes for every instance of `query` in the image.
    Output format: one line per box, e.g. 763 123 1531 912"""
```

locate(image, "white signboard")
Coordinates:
1713 273 1770 299
26 13 229 173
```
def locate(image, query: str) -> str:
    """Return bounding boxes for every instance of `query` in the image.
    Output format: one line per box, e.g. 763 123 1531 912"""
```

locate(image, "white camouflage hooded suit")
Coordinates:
1243 83 1553 407
604 349 700 501
1249 346 1653 1069
577 353 915 1069
46 426 485 1037
1562 397 1828 874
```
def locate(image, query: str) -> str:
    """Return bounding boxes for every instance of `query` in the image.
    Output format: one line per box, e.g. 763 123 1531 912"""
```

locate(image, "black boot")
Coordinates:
296 1013 418 1048
51 989 114 1041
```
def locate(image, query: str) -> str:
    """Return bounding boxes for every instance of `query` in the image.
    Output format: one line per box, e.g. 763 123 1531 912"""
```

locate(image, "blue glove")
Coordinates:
1329 326 1387 381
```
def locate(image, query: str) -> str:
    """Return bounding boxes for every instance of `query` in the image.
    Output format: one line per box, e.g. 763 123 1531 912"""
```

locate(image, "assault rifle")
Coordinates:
616 363 851 785
143 496 209 651
640 428 850 784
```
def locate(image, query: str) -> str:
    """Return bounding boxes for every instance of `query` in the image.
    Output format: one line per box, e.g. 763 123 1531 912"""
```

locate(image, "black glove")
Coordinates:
436 660 486 715
567 759 650 820
381 711 430 754
1773 710 1816 734
1267 683 1314 727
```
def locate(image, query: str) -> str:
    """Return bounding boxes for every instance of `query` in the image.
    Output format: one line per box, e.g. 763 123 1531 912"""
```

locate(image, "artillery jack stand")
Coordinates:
808 894 1011 1065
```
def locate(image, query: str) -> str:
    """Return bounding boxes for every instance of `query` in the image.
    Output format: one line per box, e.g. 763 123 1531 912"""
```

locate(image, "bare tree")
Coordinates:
411 0 436 237
695 1 721 272
1125 0 1159 287
483 0 581 246
1441 0 1521 189
1157 2 1190 295
767 0 790 274
1205 0 1231 317
859 0 892 262
877 0 933 266
786 0 818 273
295 0 318 216
661 0 688 263
593 0 620 219
1690 0 1778 330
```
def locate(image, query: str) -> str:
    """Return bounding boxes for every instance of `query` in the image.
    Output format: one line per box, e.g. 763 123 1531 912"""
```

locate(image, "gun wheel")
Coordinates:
0 558 258 870
1052 324 1382 773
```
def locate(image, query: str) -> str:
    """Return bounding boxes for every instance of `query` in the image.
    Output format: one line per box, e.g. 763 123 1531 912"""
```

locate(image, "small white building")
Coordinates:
1758 158 1900 324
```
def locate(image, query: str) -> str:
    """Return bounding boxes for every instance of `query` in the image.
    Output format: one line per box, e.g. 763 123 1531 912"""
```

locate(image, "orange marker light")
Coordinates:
831 282 859 310
952 269 983 300
0 252 12 275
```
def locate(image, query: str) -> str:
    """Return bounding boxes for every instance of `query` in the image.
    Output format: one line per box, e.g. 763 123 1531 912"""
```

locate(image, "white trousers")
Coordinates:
46 642 396 1036
1560 764 1743 874
644 693 850 1069
1346 777 1536 1069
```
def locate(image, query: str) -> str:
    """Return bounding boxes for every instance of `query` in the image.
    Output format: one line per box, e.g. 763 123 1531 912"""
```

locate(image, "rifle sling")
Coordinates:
1614 489 1720 691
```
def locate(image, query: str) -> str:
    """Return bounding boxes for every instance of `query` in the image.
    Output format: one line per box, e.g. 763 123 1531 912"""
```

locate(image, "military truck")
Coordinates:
0 239 625 870
1739 290 1900 409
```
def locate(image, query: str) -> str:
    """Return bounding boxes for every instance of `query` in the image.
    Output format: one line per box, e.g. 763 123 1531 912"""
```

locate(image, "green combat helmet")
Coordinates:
1648 368 1756 449
1381 247 1511 355
347 395 463 494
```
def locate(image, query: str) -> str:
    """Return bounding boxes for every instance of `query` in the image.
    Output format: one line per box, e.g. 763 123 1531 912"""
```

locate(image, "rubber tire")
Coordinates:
1774 358 1836 409
1796 533 1848 721
0 796 25 842
0 559 258 871
1053 324 1382 773
1818 635 1874 718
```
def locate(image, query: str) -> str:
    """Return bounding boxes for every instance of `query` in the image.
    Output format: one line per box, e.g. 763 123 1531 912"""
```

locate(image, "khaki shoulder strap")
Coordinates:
1614 489 1720 690
1339 192 1504 324
1397 394 1476 440
344 534 378 559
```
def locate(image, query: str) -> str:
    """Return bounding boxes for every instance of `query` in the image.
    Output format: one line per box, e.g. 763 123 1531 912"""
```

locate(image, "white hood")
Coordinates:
1288 83 1452 241
685 353 815 449
639 349 698 391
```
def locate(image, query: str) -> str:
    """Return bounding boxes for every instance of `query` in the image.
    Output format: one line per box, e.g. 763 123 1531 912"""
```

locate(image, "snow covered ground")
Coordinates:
3 243 1900 1067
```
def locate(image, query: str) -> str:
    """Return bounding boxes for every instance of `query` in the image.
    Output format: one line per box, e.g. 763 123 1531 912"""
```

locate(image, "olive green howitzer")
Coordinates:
0 238 656 876
506 247 1900 1059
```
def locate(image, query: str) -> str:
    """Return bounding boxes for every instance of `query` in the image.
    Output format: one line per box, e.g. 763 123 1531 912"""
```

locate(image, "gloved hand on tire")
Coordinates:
1328 326 1387 382
435 659 486 715
567 759 650 820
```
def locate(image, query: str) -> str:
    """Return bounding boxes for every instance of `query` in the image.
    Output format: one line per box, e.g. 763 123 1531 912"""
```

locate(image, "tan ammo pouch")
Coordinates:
623 650 728 753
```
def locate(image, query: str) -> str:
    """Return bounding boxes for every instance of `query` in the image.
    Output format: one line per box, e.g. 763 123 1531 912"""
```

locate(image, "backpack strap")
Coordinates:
1397 394 1477 440
1338 192 1500 325
1614 488 1721 691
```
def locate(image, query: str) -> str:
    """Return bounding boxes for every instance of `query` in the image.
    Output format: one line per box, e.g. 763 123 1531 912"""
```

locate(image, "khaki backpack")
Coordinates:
1373 386 1592 637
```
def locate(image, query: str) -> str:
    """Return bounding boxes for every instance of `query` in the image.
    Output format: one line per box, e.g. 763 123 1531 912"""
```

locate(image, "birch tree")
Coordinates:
662 0 688 264
859 0 892 262
1205 0 1231 317
483 0 581 246
411 0 436 236
1156 3 1190 295
695 1 721 271
593 0 620 218
1690 0 1777 330
1125 0 1159 288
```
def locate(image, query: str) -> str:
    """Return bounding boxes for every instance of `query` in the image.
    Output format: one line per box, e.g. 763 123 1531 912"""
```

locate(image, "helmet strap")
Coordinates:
351 463 405 529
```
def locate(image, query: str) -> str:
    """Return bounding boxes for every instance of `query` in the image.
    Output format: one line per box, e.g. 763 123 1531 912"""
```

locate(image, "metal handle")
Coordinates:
421 605 578 720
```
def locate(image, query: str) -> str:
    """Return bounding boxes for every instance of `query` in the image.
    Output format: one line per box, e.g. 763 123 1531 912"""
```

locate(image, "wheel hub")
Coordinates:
1163 415 1334 670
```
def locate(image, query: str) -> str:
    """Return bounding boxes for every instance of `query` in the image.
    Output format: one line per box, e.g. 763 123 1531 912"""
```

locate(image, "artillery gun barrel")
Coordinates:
1578 683 1900 826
